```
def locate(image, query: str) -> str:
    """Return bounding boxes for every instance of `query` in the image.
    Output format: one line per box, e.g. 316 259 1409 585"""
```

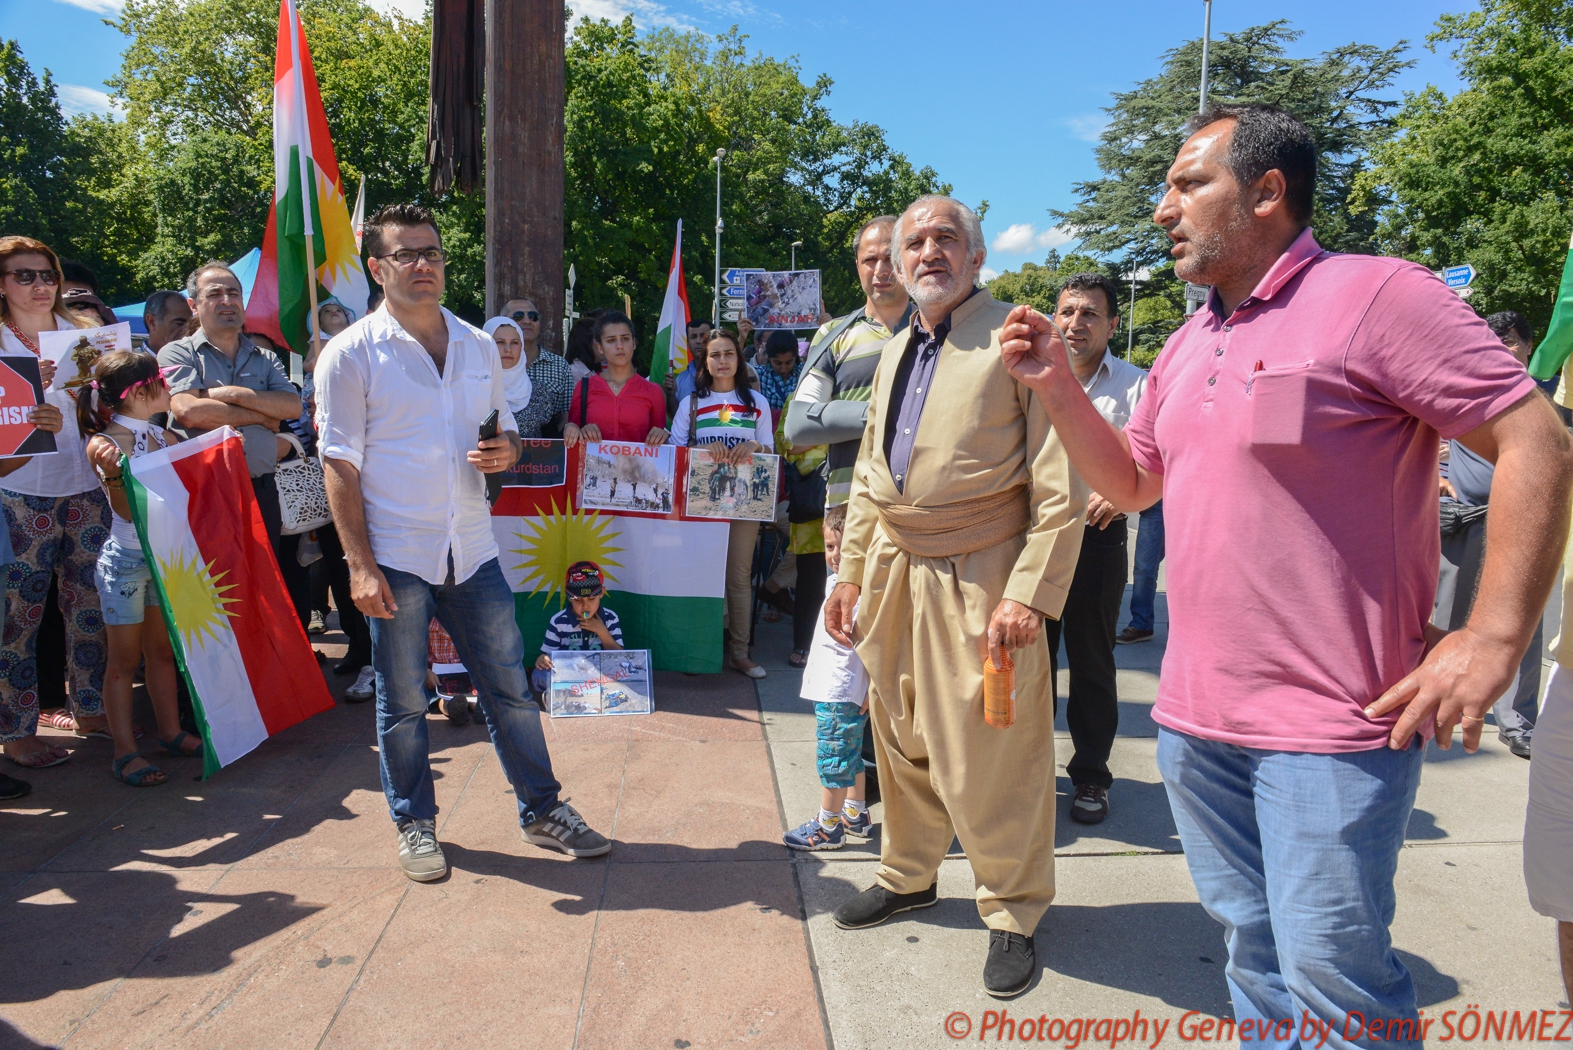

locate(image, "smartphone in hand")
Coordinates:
479 409 502 506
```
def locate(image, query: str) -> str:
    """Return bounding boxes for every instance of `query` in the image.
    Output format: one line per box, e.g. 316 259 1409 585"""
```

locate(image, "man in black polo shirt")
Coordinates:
160 261 306 622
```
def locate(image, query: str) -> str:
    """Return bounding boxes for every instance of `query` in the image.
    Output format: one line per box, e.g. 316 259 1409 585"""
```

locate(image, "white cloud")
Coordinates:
366 0 427 18
569 0 693 30
990 223 1075 256
56 84 120 117
50 0 123 14
979 266 1000 284
1061 114 1109 143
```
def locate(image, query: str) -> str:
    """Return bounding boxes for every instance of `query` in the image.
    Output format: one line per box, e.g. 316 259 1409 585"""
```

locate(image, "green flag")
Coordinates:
1529 229 1573 380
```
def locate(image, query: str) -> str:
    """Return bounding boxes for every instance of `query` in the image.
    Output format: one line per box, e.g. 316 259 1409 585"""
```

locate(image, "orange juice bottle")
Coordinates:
983 650 1015 728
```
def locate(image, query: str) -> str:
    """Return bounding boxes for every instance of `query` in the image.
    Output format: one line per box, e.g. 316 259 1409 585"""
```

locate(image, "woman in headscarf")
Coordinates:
483 316 534 433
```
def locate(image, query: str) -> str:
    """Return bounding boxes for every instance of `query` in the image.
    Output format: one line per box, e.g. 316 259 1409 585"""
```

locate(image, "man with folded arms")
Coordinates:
1001 104 1573 1042
824 195 1084 998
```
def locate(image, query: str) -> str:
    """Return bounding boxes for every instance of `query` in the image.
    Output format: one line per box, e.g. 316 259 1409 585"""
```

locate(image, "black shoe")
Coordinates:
832 881 938 930
1500 732 1532 759
522 801 611 857
440 693 470 726
0 773 31 801
984 930 1036 998
333 655 370 676
1070 783 1109 825
1115 626 1154 644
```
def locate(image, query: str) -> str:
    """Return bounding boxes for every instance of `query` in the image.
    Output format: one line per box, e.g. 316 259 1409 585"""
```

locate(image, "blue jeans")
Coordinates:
1158 728 1425 1049
1128 500 1164 632
371 558 561 826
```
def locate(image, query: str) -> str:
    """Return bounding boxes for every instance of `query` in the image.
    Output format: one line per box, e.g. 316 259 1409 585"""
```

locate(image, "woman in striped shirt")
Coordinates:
670 330 774 678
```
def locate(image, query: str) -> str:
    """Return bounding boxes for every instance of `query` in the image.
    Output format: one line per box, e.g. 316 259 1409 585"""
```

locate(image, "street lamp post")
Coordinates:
1127 261 1139 360
790 240 803 270
712 148 726 327
1186 0 1214 317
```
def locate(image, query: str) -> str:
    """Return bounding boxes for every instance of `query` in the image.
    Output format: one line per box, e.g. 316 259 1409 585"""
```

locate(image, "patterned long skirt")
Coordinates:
0 488 112 742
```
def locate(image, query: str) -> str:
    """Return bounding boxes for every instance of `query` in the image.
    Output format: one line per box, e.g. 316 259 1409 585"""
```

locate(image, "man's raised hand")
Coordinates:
1000 305 1073 396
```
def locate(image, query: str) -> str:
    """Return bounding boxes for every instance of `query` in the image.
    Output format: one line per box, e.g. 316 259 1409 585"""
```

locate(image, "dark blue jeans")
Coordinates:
1128 499 1165 632
371 558 561 826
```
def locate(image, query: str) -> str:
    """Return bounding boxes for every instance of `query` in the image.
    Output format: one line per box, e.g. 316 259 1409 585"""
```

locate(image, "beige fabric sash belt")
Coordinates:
874 484 1031 559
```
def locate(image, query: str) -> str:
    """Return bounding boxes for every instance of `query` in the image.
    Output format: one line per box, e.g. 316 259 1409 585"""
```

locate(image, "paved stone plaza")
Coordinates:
0 530 1566 1048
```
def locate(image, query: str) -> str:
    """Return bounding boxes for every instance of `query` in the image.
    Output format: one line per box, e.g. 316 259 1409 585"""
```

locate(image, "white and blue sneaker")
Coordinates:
841 808 874 839
783 817 846 851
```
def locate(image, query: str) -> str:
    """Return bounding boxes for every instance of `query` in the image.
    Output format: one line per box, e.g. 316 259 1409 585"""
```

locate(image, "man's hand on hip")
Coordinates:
987 598 1043 670
824 581 860 647
1365 623 1519 752
350 564 399 620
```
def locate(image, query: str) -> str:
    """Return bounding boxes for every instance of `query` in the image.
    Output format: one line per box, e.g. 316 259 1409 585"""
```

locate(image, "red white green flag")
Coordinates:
490 444 727 674
126 428 335 776
649 221 691 386
1529 228 1573 380
245 0 370 355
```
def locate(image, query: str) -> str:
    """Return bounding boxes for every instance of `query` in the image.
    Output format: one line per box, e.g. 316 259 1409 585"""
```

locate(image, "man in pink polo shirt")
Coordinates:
1002 104 1573 1045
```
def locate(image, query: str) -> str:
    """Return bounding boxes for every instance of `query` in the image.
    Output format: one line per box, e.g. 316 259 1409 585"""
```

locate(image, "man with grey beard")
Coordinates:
822 195 1086 998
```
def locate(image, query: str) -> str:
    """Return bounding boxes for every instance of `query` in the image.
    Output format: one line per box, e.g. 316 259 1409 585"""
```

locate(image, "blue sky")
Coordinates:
9 0 1474 276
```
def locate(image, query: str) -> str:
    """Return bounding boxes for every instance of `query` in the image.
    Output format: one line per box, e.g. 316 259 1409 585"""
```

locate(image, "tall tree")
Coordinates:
1356 0 1573 334
1056 22 1410 267
0 41 77 252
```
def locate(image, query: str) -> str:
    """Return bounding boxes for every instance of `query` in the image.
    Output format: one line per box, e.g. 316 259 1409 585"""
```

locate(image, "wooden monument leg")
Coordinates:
485 0 565 352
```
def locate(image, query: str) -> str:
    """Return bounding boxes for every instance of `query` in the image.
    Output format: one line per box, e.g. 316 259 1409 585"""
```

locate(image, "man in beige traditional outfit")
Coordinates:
824 195 1085 998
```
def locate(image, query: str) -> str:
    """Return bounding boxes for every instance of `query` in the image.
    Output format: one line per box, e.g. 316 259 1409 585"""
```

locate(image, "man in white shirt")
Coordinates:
317 203 610 882
1044 274 1149 826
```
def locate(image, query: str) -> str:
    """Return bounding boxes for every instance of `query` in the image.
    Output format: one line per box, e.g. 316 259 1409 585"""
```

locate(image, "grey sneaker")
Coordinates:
395 818 447 881
344 666 376 703
522 801 611 858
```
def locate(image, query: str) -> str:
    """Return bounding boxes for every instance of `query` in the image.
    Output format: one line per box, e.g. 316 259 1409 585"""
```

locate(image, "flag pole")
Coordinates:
304 233 321 357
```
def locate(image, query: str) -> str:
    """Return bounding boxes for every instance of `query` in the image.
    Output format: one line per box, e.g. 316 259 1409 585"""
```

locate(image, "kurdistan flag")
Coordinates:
649 221 692 386
491 445 728 675
1529 228 1573 380
126 428 335 776
244 0 370 355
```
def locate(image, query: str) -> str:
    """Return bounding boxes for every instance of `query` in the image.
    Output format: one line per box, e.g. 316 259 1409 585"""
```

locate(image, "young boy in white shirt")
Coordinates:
783 503 872 850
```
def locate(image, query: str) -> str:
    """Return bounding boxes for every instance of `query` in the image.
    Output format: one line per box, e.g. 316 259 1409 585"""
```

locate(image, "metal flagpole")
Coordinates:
712 148 726 327
287 0 323 354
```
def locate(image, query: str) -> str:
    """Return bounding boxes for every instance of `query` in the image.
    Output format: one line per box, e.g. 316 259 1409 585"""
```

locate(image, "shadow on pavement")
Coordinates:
1053 776 1182 852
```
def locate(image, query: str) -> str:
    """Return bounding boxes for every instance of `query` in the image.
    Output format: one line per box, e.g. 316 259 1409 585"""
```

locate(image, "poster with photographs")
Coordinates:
580 441 677 514
548 649 654 717
743 270 821 330
685 450 779 521
37 322 132 393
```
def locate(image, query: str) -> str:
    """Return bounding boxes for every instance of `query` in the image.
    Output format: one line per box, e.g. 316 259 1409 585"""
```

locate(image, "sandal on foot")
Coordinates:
38 710 76 731
111 754 166 787
789 649 809 668
6 744 70 769
157 731 202 757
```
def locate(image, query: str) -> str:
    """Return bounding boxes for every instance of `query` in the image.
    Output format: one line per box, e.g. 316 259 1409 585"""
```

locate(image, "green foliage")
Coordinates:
8 1 946 345
987 250 1183 368
0 41 77 251
1356 0 1573 335
552 19 945 361
1056 22 1411 268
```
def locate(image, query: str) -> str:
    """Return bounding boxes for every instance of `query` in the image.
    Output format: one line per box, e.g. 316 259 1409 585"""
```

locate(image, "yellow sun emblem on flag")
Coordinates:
156 551 241 650
509 500 624 603
717 404 733 425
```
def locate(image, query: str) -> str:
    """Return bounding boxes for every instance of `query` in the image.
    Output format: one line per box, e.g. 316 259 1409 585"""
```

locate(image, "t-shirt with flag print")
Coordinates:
670 389 776 451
